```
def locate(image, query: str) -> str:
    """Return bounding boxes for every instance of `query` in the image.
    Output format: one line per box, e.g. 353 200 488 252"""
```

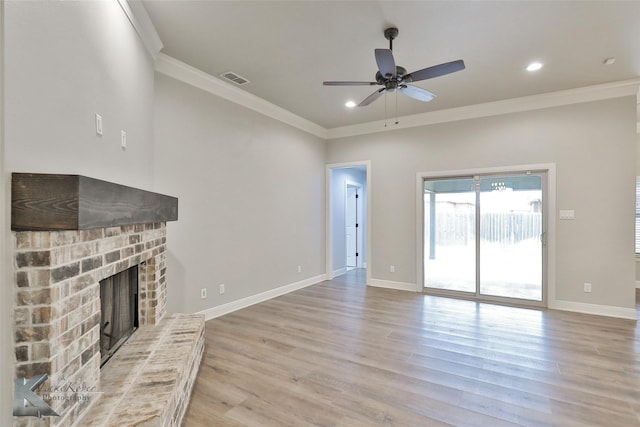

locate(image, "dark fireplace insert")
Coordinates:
100 265 139 366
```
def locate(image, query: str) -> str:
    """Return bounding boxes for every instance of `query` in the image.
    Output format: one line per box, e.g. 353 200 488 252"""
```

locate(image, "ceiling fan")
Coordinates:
323 27 465 107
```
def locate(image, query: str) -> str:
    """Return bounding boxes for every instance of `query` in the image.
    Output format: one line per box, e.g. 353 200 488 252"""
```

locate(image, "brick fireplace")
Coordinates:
12 174 204 426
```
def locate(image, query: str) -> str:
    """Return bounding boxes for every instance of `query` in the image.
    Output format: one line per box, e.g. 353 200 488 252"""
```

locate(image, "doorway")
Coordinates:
326 162 370 283
422 170 548 307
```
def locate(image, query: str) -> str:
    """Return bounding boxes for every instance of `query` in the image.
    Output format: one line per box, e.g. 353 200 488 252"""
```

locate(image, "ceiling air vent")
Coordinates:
220 71 250 86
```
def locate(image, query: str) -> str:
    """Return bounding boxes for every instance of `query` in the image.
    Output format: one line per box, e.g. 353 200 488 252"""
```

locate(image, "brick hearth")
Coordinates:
78 313 204 426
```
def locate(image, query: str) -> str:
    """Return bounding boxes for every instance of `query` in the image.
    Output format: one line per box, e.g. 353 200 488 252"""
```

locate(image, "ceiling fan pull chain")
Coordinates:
395 90 399 125
384 91 388 127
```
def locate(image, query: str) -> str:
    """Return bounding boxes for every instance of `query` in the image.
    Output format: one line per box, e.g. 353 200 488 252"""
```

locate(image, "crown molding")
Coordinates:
118 0 163 59
154 53 329 139
153 52 639 141
327 79 640 140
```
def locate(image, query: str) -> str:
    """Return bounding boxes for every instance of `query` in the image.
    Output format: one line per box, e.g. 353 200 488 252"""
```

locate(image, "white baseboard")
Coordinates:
368 278 418 292
198 274 327 321
550 299 637 320
197 274 637 321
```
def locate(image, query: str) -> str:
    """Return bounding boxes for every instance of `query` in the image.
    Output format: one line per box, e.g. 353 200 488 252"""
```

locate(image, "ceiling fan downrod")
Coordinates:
384 27 399 50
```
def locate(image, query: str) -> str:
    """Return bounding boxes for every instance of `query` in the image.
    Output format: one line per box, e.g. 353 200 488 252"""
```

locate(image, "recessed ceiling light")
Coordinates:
603 57 616 65
526 62 543 72
345 100 356 108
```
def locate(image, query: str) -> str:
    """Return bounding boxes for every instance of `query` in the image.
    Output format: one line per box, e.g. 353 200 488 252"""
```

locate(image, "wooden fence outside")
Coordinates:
430 212 542 246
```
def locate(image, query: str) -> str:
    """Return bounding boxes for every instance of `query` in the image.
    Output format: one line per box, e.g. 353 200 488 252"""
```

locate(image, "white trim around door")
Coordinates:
326 161 372 286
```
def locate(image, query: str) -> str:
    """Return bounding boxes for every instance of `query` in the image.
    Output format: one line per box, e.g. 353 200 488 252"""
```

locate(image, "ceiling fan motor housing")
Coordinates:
375 66 407 86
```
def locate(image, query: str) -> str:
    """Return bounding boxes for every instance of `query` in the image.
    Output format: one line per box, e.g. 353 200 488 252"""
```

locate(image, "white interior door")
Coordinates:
346 185 358 269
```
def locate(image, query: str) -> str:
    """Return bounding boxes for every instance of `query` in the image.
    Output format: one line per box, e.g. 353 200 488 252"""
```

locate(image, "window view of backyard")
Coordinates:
424 175 543 302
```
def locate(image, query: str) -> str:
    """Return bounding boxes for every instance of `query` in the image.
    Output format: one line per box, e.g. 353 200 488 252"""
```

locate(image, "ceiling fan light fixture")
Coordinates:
526 61 543 72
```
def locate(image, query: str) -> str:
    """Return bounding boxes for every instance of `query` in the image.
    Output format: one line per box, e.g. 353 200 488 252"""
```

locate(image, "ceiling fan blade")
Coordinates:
405 59 465 82
375 48 396 79
359 88 386 107
399 84 436 102
323 81 378 86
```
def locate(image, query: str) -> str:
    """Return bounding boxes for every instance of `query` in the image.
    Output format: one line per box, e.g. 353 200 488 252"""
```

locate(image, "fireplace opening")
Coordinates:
100 265 139 367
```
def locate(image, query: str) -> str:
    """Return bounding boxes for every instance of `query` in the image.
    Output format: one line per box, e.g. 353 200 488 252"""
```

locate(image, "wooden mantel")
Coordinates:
11 173 178 231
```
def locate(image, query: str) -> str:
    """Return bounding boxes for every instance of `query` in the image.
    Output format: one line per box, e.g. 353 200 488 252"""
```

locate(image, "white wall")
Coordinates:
330 167 367 273
3 1 156 422
327 97 637 311
5 0 155 189
0 2 12 425
153 73 326 314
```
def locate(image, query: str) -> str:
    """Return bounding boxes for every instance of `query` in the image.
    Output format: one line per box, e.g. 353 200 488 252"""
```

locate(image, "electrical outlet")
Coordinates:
120 130 127 149
200 288 207 299
219 284 225 295
390 265 395 273
583 283 592 293
297 265 302 273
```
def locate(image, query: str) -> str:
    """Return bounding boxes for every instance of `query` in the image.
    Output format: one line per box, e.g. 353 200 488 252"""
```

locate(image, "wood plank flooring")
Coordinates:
182 271 640 426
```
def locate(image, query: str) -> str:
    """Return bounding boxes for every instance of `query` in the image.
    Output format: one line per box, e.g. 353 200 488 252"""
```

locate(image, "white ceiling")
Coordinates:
141 0 640 130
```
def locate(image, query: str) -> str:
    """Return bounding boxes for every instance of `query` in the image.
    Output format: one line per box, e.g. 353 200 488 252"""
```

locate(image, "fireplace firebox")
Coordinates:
99 265 139 366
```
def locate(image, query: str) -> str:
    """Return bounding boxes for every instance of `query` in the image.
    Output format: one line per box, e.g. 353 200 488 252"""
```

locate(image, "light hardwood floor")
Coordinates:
183 271 640 426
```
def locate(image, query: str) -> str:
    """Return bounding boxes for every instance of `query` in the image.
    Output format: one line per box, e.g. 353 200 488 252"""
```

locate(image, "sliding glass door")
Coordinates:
423 172 546 306
424 178 476 293
478 175 543 301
